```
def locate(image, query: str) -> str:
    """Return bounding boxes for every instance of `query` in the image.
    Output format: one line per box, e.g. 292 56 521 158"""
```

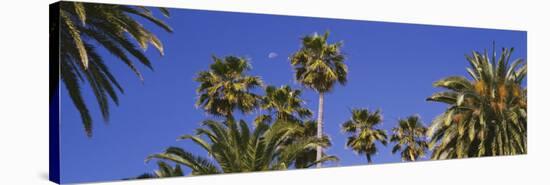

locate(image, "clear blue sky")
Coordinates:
59 7 527 184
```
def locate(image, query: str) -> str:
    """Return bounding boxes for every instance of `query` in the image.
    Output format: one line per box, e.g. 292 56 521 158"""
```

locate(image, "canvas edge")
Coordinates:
49 1 61 184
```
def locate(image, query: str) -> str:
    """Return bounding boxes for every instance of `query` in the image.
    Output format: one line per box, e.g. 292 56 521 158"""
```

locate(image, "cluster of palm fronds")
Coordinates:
58 2 172 136
427 48 527 159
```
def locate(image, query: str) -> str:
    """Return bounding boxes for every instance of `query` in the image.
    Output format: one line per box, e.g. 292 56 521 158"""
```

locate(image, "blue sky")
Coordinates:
59 7 527 183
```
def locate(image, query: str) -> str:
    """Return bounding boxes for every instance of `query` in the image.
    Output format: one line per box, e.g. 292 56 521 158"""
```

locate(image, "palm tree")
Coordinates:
293 120 332 168
290 31 348 166
390 115 428 162
195 56 263 118
427 47 527 159
256 85 334 168
129 161 183 179
256 85 312 124
58 2 172 136
341 108 388 163
146 119 337 175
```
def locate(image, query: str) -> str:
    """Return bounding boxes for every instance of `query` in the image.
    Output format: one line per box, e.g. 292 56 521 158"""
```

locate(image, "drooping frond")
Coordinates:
58 2 172 136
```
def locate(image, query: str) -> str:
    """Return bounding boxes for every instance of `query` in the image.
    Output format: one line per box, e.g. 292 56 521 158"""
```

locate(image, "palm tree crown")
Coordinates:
427 47 527 159
58 2 172 136
147 119 337 175
290 31 347 93
195 56 263 118
342 108 388 163
390 115 428 161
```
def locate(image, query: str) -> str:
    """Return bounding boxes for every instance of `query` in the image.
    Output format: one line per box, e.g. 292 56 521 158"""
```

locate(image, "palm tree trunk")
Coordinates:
316 92 324 168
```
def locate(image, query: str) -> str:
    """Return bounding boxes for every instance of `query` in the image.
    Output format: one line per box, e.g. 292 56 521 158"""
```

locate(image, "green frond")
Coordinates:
159 7 170 17
120 6 173 33
433 76 473 92
427 91 458 104
60 10 88 68
61 57 93 137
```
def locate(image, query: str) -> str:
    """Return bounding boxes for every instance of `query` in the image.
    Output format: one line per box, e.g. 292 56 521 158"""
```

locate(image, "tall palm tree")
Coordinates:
390 115 428 162
290 31 348 166
195 56 263 118
341 108 388 163
58 2 172 136
128 161 183 179
146 119 337 175
427 47 527 159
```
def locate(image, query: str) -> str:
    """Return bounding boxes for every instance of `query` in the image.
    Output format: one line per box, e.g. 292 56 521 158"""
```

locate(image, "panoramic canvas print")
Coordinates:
50 1 527 184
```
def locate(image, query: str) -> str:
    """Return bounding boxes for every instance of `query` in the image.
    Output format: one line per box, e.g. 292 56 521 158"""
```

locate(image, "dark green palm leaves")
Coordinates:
342 109 388 163
195 56 263 118
390 116 428 161
257 86 331 168
59 2 172 136
258 85 312 124
147 119 337 175
427 47 527 159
